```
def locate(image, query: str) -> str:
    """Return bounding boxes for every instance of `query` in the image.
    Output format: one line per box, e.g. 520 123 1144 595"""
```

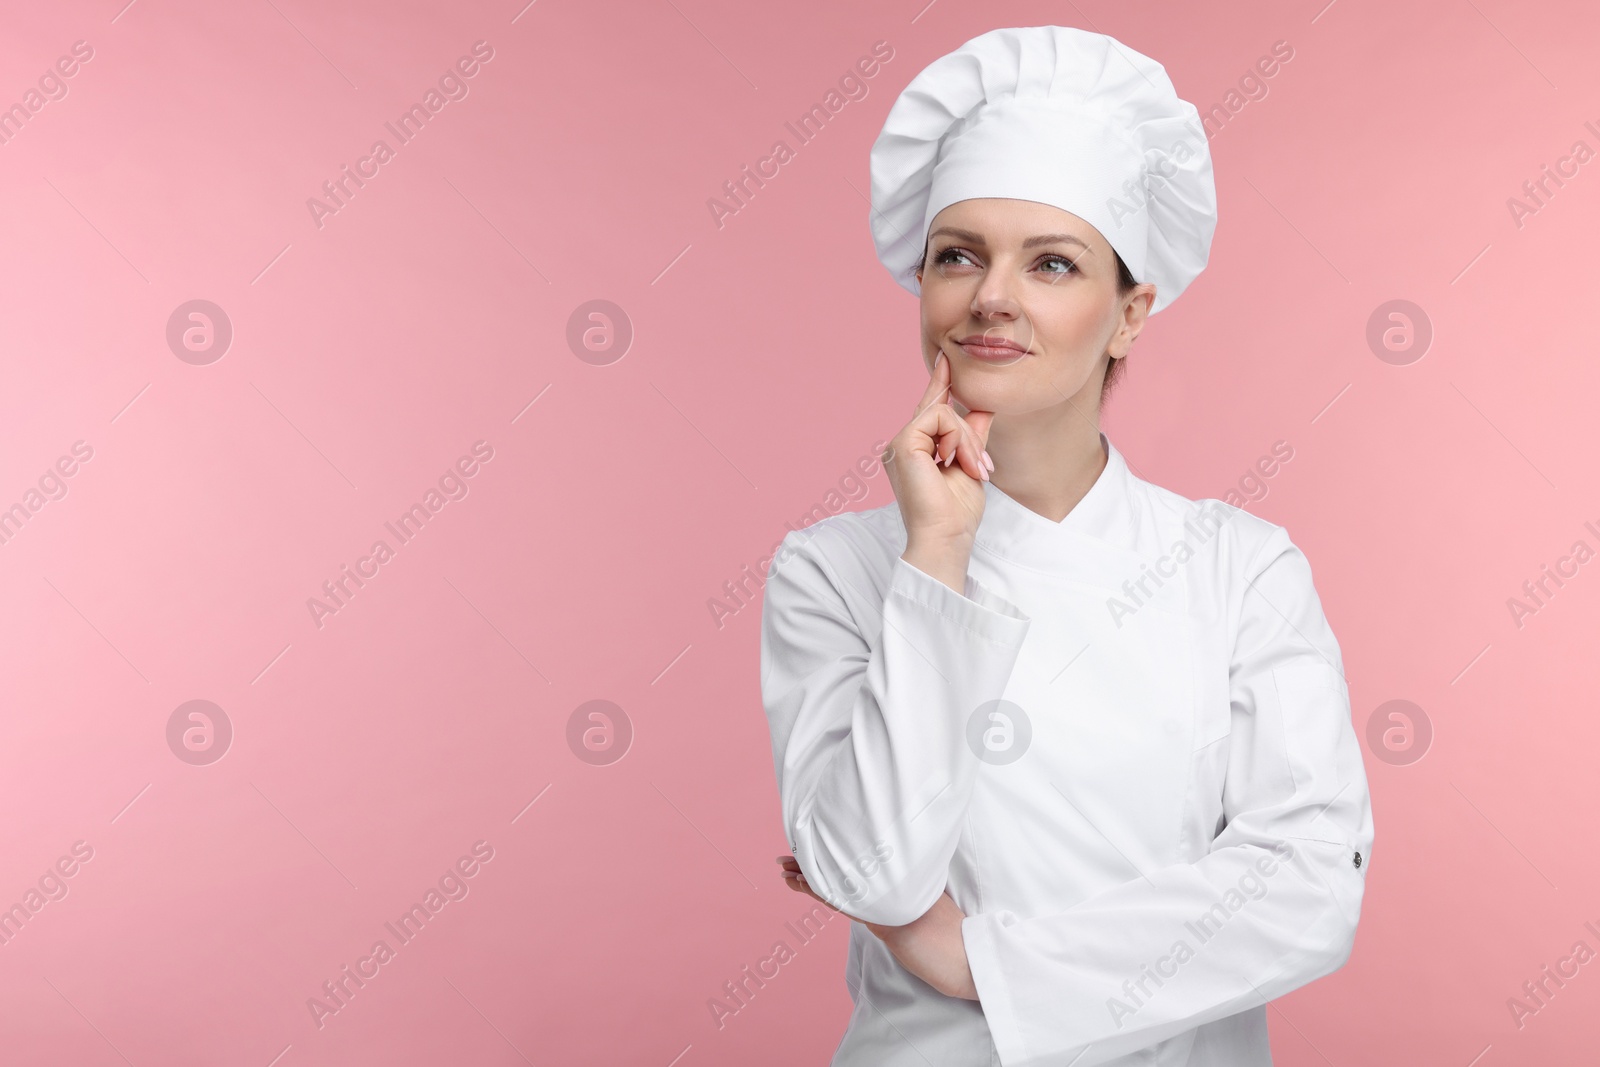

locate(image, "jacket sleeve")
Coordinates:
759 524 1032 926
960 526 1374 1067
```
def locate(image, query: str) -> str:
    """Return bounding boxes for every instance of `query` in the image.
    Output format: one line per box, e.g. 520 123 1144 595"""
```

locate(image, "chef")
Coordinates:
759 24 1374 1067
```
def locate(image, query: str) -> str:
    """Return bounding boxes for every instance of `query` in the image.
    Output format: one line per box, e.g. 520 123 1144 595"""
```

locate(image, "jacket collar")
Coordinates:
972 432 1143 578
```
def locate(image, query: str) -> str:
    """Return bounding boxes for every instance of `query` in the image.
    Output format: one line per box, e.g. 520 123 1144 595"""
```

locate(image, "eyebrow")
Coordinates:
927 227 1090 251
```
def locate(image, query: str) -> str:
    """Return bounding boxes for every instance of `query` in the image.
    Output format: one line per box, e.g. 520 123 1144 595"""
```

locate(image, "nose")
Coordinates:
965 261 1036 353
970 269 1021 321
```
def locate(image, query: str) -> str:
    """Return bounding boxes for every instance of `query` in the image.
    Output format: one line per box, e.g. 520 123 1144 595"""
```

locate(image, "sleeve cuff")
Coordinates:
962 912 1032 1066
965 572 1028 621
890 555 1031 644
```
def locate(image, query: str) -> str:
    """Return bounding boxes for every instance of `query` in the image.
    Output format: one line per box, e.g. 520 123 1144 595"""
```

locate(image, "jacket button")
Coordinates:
1353 851 1362 868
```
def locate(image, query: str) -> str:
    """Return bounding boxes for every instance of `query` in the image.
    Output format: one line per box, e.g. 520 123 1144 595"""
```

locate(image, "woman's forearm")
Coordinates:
780 856 977 1000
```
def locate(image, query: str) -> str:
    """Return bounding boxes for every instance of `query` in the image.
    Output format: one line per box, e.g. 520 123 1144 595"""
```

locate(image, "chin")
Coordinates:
951 365 1088 415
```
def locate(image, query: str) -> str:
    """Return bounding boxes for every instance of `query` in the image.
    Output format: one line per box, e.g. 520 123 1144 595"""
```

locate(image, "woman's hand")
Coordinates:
884 351 995 551
776 855 979 1001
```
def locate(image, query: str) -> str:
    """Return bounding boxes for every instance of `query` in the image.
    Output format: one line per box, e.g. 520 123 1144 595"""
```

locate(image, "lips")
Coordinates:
956 336 1029 362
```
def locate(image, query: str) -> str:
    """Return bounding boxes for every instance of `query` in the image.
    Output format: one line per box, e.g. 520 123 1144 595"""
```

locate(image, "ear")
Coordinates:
1127 283 1156 324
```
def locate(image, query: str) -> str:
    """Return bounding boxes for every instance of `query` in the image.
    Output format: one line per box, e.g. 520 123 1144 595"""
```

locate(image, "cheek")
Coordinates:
921 283 967 324
1037 300 1112 352
919 296 963 351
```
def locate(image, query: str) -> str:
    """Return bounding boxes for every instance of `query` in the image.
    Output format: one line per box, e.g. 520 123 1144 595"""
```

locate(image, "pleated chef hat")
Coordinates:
869 26 1216 314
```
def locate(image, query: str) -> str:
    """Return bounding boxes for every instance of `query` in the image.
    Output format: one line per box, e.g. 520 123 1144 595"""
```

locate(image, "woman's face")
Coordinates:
915 197 1154 418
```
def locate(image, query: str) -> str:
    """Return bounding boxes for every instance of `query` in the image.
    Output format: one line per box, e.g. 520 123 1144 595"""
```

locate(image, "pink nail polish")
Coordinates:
982 449 995 472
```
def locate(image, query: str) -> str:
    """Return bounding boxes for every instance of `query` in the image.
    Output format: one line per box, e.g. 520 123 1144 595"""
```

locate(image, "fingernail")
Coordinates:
979 463 990 481
982 449 994 472
944 449 956 467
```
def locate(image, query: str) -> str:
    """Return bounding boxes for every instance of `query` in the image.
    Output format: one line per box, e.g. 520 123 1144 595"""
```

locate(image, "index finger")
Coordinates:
963 408 995 453
912 349 950 416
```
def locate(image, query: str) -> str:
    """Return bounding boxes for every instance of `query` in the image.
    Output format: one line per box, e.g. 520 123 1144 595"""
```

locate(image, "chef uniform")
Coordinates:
758 25 1374 1067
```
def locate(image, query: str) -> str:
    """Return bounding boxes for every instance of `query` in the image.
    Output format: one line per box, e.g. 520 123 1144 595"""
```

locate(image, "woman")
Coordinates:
759 25 1373 1067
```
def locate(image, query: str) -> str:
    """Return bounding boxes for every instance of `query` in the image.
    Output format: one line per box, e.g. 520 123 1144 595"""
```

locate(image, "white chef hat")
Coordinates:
868 25 1216 314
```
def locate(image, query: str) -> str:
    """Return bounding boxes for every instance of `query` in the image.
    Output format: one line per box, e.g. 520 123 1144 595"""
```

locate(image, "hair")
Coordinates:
914 240 1144 406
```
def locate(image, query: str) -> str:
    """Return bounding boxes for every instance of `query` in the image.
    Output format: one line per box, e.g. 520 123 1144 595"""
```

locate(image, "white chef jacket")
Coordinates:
759 432 1373 1067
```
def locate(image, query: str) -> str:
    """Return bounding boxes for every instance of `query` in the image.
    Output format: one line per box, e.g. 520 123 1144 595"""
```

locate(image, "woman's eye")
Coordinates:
931 249 1077 276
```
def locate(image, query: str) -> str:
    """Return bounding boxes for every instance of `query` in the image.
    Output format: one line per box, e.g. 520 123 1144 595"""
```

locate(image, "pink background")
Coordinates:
1 0 1597 1063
